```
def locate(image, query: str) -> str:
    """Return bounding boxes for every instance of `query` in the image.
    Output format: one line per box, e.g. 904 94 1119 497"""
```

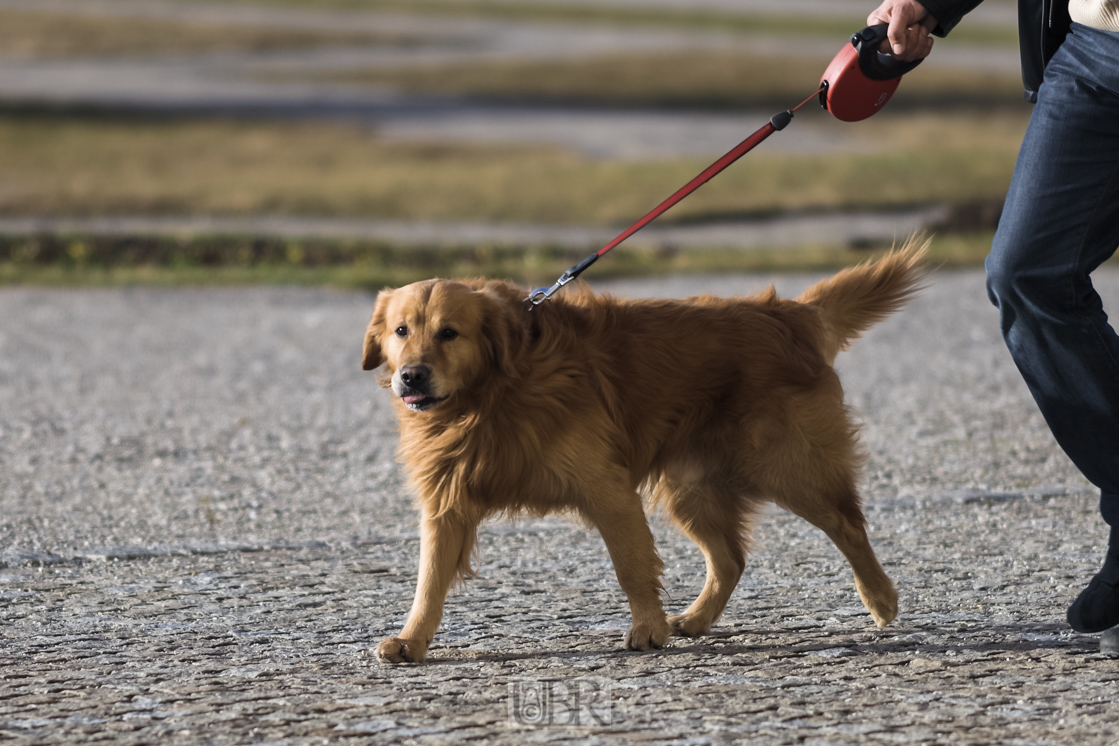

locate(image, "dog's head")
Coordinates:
362 279 524 413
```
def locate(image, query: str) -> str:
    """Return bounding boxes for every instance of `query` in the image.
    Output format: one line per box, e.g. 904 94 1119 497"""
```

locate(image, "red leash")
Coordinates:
526 87 824 307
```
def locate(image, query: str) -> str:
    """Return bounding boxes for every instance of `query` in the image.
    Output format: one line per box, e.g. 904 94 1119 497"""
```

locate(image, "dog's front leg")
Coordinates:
377 510 477 663
588 491 672 651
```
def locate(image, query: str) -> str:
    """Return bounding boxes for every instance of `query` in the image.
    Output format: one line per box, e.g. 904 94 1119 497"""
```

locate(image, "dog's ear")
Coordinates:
478 285 526 379
362 290 391 371
362 326 383 371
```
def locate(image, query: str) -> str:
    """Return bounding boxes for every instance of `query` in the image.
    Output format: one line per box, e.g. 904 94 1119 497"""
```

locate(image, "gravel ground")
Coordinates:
2 270 1118 745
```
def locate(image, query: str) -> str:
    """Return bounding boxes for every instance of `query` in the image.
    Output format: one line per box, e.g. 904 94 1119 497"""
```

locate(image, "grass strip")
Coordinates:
0 8 416 59
0 232 999 289
0 112 1027 225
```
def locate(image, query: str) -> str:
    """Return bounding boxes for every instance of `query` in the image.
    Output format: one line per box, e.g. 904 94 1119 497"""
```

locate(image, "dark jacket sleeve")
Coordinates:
918 0 988 36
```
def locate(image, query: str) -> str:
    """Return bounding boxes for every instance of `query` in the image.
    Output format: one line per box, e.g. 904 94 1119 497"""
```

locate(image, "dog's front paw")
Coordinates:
623 619 671 651
376 637 428 663
667 612 711 637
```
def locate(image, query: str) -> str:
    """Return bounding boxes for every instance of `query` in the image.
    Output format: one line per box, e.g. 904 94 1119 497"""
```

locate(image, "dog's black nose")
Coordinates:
400 365 431 389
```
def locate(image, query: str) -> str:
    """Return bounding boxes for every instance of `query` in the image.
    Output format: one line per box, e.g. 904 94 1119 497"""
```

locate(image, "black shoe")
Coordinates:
1067 540 1119 634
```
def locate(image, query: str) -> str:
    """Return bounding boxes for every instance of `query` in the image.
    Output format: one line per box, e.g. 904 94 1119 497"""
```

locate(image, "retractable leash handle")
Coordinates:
859 24 924 79
819 24 922 122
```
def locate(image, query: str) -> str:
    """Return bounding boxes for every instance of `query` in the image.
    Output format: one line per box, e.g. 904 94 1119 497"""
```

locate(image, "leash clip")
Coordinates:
523 251 600 310
525 277 566 308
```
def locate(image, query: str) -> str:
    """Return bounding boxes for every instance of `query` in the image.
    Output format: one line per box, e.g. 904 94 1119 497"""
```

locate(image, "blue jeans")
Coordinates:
985 24 1119 527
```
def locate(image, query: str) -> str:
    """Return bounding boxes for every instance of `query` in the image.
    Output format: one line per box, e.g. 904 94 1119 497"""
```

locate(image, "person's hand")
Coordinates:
867 0 938 61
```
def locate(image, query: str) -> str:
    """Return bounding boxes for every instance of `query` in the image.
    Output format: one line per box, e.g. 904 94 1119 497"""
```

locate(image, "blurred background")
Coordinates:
0 0 1027 287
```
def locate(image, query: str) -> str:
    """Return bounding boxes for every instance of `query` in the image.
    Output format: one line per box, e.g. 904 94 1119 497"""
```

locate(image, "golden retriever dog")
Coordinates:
363 239 926 663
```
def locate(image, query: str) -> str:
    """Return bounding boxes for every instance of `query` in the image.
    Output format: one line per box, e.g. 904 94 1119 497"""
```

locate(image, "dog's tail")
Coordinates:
797 235 930 364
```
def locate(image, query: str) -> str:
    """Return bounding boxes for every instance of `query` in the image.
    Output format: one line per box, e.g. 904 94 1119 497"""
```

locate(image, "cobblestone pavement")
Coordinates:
2 270 1119 745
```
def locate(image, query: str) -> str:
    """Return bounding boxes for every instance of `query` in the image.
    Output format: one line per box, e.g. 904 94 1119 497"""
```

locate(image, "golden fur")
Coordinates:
363 238 927 663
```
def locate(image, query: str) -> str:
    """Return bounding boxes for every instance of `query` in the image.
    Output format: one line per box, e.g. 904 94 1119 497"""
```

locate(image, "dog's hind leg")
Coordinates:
585 484 672 651
757 383 898 629
780 490 898 629
655 474 750 637
377 509 480 663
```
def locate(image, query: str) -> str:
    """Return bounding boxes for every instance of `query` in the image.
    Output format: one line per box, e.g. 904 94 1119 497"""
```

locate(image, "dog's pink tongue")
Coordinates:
402 394 426 405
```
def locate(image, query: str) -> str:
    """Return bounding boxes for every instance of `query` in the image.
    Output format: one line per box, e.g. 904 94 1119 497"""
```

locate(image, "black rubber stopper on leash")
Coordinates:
770 110 794 131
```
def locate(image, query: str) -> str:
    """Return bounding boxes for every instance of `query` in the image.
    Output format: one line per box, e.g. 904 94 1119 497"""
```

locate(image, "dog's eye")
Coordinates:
439 327 459 341
394 326 408 338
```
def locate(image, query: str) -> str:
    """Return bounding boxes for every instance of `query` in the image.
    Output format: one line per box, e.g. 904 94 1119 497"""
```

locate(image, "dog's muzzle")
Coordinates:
394 365 447 412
